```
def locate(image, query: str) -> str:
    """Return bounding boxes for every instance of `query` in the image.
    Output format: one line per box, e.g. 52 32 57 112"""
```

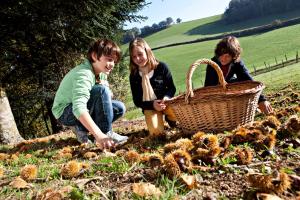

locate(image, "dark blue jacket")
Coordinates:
204 57 266 102
130 62 176 110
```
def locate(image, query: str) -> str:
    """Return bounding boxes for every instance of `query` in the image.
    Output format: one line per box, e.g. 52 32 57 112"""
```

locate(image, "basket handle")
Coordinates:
185 58 227 103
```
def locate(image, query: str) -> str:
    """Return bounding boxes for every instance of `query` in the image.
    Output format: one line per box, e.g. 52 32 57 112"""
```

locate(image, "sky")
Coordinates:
125 0 232 29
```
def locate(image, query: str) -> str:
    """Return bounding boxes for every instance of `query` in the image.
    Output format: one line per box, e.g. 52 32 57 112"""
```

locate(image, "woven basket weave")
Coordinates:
166 59 264 134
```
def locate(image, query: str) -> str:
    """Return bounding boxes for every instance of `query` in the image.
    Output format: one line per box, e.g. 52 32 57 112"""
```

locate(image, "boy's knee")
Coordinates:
118 101 126 116
91 84 110 96
121 105 126 116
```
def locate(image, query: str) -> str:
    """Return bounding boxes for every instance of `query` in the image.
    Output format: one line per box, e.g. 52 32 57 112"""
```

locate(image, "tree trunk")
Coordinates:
0 88 24 144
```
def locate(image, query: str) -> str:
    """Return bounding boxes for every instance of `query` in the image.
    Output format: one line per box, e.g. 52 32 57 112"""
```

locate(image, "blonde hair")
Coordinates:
215 36 242 62
129 38 159 75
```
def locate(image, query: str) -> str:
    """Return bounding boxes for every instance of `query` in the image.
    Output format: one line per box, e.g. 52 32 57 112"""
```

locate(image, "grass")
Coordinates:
0 85 299 199
125 9 300 49
153 24 300 93
121 11 300 120
254 61 300 92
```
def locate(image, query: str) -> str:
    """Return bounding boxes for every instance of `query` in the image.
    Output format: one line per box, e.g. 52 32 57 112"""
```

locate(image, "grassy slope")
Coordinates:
153 24 300 92
124 11 300 119
142 9 300 48
254 61 300 92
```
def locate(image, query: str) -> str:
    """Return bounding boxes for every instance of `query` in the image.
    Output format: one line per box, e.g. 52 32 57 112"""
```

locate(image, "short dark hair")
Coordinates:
215 36 242 62
87 39 121 63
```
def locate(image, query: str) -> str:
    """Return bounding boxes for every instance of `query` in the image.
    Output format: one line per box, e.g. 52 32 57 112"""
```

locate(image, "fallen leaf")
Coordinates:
180 174 197 189
132 182 161 198
74 176 104 190
9 177 31 189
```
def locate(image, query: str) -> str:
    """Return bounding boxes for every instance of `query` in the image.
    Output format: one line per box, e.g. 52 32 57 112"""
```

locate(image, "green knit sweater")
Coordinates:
52 59 96 119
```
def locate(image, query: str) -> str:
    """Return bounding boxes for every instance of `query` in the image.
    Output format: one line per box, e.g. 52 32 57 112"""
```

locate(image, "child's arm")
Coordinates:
235 60 253 81
204 63 219 86
162 63 176 98
236 61 273 114
78 111 115 149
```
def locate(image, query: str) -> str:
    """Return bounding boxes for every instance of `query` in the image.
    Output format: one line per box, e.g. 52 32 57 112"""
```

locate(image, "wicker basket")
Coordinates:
166 59 264 134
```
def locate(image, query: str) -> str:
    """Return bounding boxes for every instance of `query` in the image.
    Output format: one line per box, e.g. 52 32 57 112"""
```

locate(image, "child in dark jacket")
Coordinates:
205 36 273 114
129 38 177 137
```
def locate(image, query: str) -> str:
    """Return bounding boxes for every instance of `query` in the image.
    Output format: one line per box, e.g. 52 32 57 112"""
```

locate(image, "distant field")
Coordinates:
154 24 300 92
140 9 300 48
254 61 300 93
122 11 300 119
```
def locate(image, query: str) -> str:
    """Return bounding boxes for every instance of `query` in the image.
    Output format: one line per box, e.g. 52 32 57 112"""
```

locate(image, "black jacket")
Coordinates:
130 62 176 110
204 57 266 102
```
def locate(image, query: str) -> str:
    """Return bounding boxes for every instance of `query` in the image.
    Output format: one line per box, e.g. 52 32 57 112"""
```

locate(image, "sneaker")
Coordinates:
106 131 128 145
70 126 92 144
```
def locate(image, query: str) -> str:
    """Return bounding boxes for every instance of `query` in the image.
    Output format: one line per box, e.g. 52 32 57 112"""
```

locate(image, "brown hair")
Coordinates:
215 36 242 62
129 38 159 75
87 39 121 64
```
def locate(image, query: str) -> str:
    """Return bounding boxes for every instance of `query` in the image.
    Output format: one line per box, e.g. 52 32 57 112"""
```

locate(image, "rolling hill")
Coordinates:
123 10 300 118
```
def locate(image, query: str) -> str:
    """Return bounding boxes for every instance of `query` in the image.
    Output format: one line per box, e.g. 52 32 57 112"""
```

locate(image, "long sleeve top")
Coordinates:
204 57 266 102
52 59 96 119
130 62 176 110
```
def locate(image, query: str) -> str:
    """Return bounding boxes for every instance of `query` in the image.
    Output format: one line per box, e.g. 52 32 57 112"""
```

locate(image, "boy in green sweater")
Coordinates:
52 39 128 150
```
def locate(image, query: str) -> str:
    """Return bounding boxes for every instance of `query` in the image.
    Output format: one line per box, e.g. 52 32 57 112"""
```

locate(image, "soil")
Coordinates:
1 86 300 200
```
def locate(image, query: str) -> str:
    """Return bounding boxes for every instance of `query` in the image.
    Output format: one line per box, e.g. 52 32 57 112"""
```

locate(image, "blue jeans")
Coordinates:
58 84 125 133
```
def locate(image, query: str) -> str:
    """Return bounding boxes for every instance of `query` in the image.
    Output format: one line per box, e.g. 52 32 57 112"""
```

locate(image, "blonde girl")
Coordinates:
129 38 177 137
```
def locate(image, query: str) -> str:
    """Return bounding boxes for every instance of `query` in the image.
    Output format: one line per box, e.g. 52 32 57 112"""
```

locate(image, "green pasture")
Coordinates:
144 9 300 48
123 11 300 119
254 61 300 92
153 24 300 92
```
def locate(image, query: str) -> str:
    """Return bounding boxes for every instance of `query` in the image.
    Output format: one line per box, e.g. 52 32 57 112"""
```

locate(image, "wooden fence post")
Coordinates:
275 57 278 65
264 61 267 69
285 54 288 61
296 51 299 63
253 65 256 75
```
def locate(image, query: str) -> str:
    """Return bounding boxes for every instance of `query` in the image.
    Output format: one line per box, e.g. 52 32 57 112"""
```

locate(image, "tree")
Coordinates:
152 23 159 30
0 88 24 144
0 0 147 138
166 17 174 26
222 0 300 24
158 21 168 29
176 18 182 23
122 27 141 43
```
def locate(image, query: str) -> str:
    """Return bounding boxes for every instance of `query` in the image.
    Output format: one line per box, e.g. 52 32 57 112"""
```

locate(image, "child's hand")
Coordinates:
258 101 273 115
162 96 170 102
95 135 115 150
153 100 166 111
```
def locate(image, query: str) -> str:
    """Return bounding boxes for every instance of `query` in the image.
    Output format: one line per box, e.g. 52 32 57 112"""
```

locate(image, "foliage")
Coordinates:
176 18 182 23
223 0 300 24
123 17 175 43
0 0 147 137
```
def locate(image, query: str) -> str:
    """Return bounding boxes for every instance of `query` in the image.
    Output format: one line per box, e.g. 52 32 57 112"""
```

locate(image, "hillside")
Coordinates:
143 9 300 48
153 24 300 92
122 10 300 95
124 10 300 119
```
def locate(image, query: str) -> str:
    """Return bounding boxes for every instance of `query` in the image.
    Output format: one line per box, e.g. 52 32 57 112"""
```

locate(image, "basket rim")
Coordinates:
166 80 265 104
